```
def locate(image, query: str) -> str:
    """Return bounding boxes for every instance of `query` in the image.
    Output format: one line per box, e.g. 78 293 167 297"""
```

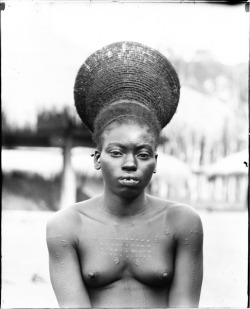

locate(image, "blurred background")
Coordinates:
1 1 249 308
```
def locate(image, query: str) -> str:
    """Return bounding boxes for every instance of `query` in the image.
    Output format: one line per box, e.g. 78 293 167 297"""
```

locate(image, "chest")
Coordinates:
77 218 175 288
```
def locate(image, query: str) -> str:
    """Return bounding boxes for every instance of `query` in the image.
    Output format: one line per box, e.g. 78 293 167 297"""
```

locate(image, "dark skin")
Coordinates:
47 122 203 308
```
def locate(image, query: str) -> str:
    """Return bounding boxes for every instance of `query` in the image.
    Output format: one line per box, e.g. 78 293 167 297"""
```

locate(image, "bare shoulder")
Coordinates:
46 206 80 247
148 195 202 236
46 196 101 241
167 202 203 241
168 202 202 222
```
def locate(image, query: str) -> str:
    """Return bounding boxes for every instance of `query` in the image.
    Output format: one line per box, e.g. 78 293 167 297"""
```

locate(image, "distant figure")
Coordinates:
46 41 203 308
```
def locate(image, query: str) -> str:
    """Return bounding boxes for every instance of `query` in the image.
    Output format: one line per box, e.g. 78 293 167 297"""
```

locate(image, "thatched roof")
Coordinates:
2 147 63 179
2 107 95 148
2 147 97 179
202 149 248 177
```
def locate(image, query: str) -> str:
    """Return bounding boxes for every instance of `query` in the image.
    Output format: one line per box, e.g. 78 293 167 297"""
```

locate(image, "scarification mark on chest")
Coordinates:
98 236 156 265
154 236 160 243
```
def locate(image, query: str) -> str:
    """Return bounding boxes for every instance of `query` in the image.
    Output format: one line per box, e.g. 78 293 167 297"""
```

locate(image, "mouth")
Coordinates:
118 175 140 186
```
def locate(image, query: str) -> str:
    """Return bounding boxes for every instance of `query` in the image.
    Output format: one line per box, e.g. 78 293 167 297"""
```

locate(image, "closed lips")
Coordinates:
118 176 140 185
119 176 139 181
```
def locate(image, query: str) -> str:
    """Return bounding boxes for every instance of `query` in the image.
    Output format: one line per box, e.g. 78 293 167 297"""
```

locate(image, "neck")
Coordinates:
101 187 148 218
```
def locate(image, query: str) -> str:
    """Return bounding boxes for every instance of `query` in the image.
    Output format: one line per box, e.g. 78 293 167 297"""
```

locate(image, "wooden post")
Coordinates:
59 136 76 209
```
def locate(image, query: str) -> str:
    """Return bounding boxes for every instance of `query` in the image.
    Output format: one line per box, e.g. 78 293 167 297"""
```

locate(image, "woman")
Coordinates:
46 41 203 308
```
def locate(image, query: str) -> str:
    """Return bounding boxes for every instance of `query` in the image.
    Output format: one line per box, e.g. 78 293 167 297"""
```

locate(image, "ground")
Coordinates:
1 209 248 308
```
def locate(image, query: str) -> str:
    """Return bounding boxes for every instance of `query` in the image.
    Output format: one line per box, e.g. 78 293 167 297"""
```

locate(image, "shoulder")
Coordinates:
167 202 203 244
46 201 93 254
168 202 202 224
148 194 200 221
47 205 79 231
46 196 102 241
46 205 81 248
148 195 203 237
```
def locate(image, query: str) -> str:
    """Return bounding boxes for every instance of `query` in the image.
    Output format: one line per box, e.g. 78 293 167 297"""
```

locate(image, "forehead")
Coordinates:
102 122 156 147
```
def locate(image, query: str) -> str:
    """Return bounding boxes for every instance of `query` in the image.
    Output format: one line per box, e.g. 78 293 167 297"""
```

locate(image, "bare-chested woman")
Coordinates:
46 42 203 308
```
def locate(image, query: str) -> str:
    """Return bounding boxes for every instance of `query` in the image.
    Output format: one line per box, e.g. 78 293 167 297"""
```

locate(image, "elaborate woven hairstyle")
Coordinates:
74 41 180 146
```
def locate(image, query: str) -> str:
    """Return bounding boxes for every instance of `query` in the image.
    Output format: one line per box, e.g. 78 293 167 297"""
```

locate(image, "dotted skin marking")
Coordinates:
189 230 201 238
98 236 155 265
154 236 160 243
60 240 68 247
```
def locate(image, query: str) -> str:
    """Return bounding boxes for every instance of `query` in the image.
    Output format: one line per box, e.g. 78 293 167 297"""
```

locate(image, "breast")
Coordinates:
78 207 175 289
80 235 174 288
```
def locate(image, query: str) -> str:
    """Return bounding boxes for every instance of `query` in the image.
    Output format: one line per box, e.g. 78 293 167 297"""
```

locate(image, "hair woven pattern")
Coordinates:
74 41 180 132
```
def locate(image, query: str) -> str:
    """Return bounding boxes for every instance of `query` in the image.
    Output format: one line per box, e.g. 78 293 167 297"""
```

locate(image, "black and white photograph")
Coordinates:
1 0 249 308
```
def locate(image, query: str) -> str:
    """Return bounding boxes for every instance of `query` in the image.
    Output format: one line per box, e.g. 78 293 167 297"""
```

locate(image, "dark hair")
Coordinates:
92 101 161 149
74 42 180 134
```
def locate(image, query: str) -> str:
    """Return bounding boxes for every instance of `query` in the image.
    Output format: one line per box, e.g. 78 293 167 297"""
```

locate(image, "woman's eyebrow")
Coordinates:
106 143 124 148
106 143 153 149
137 143 153 149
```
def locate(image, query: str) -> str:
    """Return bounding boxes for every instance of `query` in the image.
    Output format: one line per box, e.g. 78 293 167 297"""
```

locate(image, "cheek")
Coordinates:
139 160 156 177
100 159 119 179
144 163 156 177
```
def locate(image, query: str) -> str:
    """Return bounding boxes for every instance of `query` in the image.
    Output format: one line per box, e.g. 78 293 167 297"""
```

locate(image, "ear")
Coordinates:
94 150 101 170
154 152 158 173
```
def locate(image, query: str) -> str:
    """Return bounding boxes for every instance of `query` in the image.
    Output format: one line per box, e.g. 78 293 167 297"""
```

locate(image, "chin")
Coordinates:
117 186 145 199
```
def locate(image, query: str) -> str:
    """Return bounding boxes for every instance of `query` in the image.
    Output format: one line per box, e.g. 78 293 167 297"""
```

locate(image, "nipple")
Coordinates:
88 271 97 279
162 272 168 279
159 270 168 280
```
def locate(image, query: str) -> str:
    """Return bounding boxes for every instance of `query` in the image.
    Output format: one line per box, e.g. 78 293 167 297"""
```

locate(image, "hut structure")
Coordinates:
2 107 94 209
2 147 192 209
2 86 247 211
192 150 248 210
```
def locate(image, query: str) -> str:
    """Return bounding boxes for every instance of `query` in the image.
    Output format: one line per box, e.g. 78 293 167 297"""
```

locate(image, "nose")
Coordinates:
122 154 137 171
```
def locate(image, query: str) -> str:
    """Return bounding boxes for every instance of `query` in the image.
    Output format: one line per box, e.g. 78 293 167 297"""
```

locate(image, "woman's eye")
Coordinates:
137 152 150 159
110 151 123 157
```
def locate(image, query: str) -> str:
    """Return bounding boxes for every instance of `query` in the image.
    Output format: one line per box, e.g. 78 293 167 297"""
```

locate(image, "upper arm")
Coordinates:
46 212 91 308
168 205 203 307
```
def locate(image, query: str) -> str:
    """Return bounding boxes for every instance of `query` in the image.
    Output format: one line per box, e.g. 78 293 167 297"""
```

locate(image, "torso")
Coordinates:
72 195 178 308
